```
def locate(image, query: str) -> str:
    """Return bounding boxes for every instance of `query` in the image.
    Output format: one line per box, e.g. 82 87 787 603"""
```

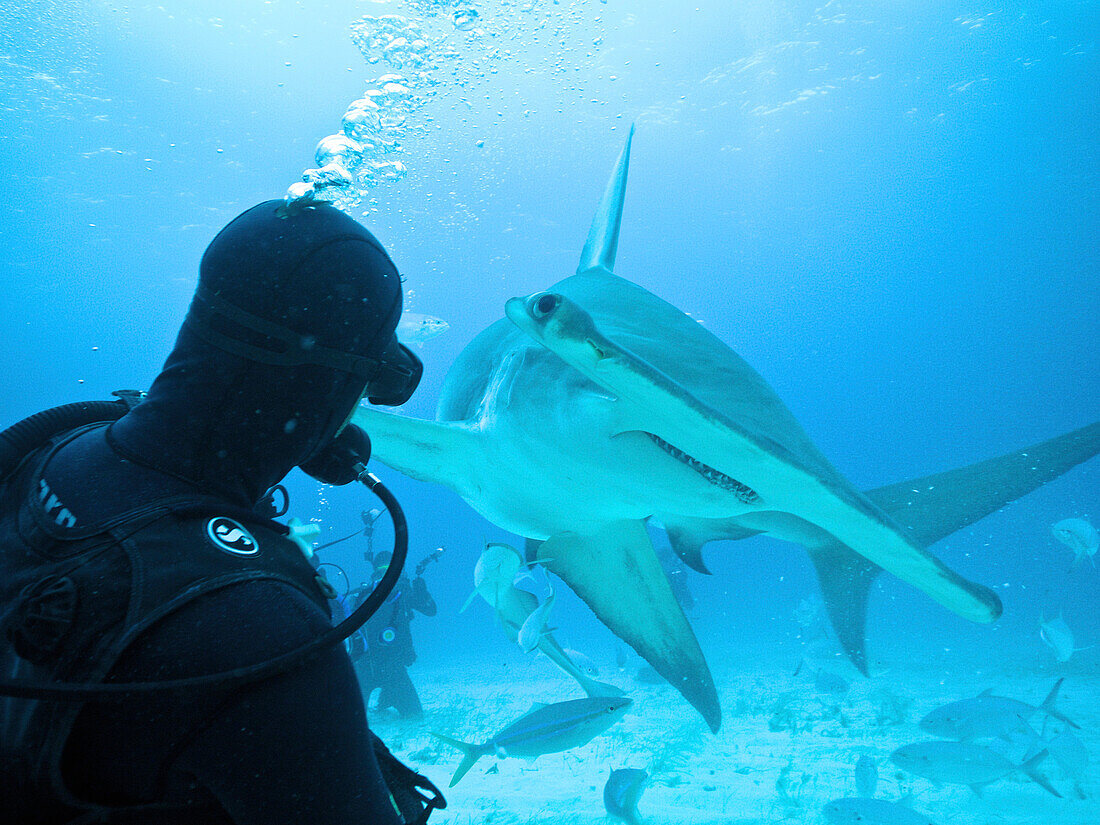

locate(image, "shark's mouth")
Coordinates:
646 433 760 504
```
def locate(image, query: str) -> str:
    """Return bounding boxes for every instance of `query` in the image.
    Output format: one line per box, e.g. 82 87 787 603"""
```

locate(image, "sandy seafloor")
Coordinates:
367 652 1099 825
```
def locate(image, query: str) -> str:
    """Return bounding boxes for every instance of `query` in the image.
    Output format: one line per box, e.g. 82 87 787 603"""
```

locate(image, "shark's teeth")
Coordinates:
647 433 760 504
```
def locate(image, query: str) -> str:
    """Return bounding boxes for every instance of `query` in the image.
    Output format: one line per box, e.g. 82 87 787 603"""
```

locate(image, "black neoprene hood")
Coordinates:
108 200 409 506
194 200 403 369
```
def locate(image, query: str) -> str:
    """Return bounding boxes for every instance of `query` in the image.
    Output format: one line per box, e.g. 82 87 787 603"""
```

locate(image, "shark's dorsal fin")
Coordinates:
577 124 635 277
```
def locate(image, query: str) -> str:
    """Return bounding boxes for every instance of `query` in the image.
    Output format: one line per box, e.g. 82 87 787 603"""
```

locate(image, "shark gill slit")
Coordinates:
645 433 760 504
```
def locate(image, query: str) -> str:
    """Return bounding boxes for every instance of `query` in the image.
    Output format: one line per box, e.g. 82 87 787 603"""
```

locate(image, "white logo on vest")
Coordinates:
206 517 260 556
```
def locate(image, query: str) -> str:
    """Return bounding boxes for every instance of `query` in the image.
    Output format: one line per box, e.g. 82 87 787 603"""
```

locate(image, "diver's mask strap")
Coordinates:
186 285 383 375
187 286 422 406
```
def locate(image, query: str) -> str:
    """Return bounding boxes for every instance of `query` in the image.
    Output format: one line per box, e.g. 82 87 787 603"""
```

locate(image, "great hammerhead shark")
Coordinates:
354 128 1099 731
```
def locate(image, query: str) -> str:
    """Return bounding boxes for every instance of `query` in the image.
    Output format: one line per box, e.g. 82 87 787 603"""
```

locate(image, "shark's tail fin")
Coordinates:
430 732 486 787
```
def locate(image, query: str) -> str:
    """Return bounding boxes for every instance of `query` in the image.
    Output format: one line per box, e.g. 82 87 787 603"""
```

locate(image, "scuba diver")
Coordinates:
349 549 439 719
0 200 444 824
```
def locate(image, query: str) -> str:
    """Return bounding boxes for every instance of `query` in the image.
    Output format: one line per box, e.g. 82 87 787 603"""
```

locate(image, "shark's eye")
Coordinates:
532 293 561 318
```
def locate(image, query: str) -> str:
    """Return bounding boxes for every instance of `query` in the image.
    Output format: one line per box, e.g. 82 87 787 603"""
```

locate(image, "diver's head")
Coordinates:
109 200 422 504
370 550 394 583
191 199 423 415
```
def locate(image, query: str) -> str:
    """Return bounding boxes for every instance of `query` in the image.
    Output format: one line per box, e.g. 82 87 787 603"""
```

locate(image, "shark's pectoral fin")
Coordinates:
538 520 720 732
806 542 883 676
352 406 477 490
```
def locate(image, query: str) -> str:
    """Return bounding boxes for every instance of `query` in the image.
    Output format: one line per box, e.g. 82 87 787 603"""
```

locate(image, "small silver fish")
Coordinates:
891 741 1061 797
461 542 622 698
518 590 555 653
512 563 552 600
1051 518 1099 569
919 679 1078 741
433 696 632 787
397 312 449 346
793 658 849 695
815 669 850 696
561 647 601 678
792 596 821 627
1039 613 1082 663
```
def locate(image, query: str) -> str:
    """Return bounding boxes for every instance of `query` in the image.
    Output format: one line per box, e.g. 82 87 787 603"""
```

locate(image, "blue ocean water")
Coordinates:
1 1 1097 822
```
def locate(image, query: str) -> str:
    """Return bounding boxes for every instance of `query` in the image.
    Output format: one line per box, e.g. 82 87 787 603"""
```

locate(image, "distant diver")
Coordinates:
349 548 439 719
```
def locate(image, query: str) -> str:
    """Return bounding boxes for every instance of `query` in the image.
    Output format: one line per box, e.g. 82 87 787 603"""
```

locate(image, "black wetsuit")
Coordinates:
67 583 398 825
0 424 404 825
350 576 436 719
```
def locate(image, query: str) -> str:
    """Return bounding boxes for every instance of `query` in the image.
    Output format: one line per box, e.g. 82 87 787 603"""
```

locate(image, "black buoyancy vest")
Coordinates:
0 423 332 819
